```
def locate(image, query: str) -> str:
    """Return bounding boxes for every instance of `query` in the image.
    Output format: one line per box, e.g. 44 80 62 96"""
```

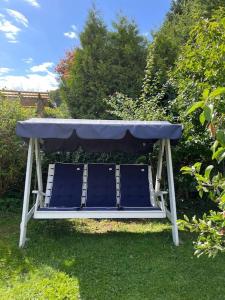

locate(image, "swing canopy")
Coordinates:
16 118 182 153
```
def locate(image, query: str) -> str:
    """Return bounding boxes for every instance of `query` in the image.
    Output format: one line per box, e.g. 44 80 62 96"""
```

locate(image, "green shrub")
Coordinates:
105 92 166 121
179 88 225 257
0 197 21 212
174 9 225 256
0 96 34 197
44 100 70 118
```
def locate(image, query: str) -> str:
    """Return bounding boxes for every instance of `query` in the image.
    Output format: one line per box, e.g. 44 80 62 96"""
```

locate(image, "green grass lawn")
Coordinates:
0 213 225 300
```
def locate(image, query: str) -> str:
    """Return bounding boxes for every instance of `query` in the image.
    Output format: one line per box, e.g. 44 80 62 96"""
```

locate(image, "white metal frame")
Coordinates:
34 209 166 219
19 138 34 247
148 166 156 207
165 139 179 246
19 138 179 247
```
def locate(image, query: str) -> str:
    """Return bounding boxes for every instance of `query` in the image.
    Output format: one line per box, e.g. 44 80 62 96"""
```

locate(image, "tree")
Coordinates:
175 10 225 257
62 8 109 118
173 9 225 109
141 0 198 106
55 50 76 81
108 16 147 99
141 0 225 106
56 9 147 119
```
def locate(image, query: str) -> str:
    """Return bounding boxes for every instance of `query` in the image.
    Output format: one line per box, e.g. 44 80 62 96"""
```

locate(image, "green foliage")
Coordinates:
179 87 225 257
178 211 225 257
105 92 166 121
166 8 225 207
58 9 147 119
172 9 225 112
64 9 109 118
0 97 35 197
108 16 147 99
44 101 70 118
44 89 71 118
49 89 63 106
0 92 69 198
142 0 225 108
141 0 206 106
0 197 21 212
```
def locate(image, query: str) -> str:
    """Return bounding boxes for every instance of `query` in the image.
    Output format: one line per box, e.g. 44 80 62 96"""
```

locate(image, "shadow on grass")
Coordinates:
1 217 225 300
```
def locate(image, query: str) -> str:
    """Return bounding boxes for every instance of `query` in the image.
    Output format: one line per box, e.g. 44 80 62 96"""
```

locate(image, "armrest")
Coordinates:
154 190 167 211
155 191 168 197
32 190 46 196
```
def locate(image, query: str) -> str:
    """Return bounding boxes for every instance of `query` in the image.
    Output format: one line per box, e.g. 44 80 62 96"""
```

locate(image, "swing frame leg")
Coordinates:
19 138 34 248
154 139 179 246
165 139 179 246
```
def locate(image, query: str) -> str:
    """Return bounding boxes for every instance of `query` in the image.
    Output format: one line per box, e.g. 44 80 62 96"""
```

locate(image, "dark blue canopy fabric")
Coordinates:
16 118 182 153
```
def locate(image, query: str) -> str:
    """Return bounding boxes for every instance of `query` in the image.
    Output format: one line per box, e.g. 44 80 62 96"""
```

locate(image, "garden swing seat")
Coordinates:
45 163 84 209
16 118 182 247
36 162 165 217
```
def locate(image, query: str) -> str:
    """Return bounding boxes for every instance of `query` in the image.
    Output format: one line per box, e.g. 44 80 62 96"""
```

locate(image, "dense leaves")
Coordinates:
142 0 225 107
0 93 69 198
56 9 147 118
0 95 34 197
179 89 225 257
105 92 165 121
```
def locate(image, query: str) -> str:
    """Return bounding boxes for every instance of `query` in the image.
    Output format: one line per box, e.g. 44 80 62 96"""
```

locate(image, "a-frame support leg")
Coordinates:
19 138 34 248
155 140 165 193
35 138 43 207
165 139 179 246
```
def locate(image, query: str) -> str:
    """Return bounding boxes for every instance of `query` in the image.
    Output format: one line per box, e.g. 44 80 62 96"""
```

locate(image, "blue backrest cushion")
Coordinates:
86 164 116 207
120 165 151 207
49 163 83 207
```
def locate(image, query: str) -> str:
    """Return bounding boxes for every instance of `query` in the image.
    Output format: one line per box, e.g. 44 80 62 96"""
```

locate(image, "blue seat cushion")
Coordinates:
120 165 152 207
49 163 83 207
86 164 116 207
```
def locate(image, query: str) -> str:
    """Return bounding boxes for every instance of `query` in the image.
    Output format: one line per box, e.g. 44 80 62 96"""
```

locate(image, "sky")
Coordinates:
0 0 171 92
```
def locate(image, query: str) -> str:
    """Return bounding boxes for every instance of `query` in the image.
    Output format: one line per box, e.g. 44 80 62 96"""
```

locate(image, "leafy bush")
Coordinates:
105 92 166 121
44 101 70 118
169 10 225 257
0 96 34 198
0 197 21 212
179 87 225 257
0 89 71 202
172 9 225 111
